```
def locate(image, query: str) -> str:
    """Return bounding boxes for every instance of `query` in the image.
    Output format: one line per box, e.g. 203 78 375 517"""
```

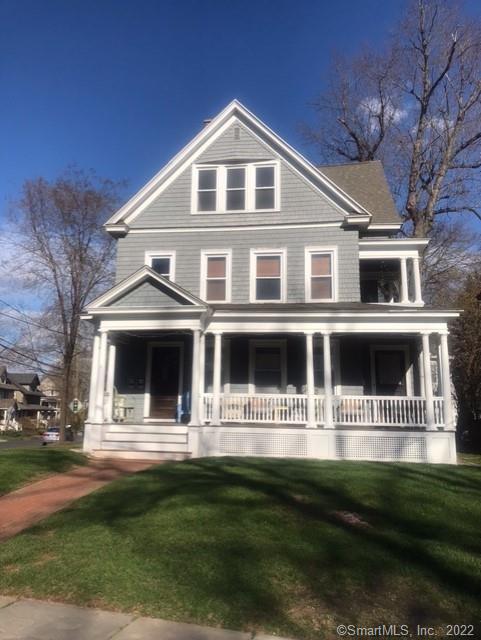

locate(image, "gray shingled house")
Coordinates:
81 100 458 464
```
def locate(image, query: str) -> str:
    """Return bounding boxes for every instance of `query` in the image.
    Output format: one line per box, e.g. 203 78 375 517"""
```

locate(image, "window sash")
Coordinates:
254 253 283 301
203 254 229 302
307 251 334 301
149 255 173 279
197 168 217 212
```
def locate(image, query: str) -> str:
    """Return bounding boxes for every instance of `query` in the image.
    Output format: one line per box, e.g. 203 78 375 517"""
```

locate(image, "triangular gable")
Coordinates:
86 266 207 310
105 100 371 230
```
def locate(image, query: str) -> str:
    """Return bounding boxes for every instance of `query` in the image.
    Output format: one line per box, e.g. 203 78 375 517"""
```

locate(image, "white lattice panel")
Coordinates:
335 435 427 461
219 432 308 457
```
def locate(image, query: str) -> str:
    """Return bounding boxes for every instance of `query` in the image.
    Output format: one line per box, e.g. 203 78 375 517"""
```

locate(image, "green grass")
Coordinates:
0 448 86 495
0 458 480 639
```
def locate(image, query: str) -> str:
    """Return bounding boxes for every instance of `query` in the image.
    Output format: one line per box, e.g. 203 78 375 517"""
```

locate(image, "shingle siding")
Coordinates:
111 281 190 308
116 226 360 302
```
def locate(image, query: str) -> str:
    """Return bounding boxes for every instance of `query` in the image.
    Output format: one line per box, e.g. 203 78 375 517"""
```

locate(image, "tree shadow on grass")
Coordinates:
7 457 481 638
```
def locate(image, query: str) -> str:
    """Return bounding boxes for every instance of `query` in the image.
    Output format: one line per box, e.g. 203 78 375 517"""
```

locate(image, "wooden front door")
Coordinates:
150 345 181 420
374 349 407 396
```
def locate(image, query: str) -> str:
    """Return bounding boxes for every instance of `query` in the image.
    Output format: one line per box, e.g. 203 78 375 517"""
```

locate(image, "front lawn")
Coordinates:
0 448 86 495
0 458 480 639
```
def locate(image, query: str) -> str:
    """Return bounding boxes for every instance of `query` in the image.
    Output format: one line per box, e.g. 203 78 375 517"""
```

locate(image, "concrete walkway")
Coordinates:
0 459 153 541
0 597 293 640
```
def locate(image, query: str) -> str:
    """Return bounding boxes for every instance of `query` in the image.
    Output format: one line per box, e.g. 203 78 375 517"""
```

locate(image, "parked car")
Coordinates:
42 426 74 445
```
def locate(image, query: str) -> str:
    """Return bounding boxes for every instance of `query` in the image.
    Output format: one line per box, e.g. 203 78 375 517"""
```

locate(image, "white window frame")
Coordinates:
248 339 287 394
145 250 176 281
369 344 414 397
249 248 287 303
200 249 232 303
191 161 280 214
305 246 338 302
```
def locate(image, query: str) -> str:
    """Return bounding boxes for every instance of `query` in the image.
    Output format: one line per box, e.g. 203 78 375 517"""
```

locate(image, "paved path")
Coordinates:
0 597 292 640
0 459 153 541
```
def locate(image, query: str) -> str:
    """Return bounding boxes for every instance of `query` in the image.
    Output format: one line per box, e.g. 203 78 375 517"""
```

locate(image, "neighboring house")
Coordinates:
0 367 49 429
82 100 459 464
39 375 61 424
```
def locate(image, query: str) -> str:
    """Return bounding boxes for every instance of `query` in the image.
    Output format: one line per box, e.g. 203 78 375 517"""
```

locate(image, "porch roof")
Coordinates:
210 302 460 316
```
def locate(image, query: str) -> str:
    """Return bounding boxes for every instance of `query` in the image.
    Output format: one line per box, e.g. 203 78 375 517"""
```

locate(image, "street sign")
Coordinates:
69 398 83 413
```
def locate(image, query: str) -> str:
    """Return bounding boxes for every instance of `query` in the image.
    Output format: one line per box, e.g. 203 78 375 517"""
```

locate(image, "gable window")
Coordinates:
145 251 175 281
251 249 286 302
197 168 217 212
226 167 246 210
305 248 336 302
201 250 232 302
255 166 275 210
193 162 279 213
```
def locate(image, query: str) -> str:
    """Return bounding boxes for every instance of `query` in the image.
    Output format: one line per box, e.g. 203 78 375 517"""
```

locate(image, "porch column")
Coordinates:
105 342 116 422
421 332 436 430
305 332 316 428
323 332 334 428
94 330 108 423
197 332 206 424
87 333 101 422
440 332 455 430
190 329 201 426
212 331 223 424
400 257 409 303
412 256 423 304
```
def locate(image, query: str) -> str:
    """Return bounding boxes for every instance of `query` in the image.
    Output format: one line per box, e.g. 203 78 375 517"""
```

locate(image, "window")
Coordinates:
201 251 231 302
193 162 278 213
197 168 217 212
145 252 175 281
251 250 285 302
226 167 245 211
255 166 275 209
249 340 287 393
305 248 336 301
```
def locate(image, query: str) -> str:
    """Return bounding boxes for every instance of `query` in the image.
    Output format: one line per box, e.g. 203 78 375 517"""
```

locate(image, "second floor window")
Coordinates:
145 252 175 280
193 162 279 213
251 250 285 302
306 248 336 301
201 251 231 302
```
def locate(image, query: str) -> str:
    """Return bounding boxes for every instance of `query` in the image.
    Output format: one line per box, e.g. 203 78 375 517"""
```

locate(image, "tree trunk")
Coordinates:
59 355 73 442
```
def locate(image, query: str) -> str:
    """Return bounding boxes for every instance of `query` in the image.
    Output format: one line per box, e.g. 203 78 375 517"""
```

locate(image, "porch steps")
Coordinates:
100 424 190 457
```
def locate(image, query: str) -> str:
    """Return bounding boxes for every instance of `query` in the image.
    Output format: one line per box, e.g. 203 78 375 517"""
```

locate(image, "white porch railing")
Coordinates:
202 393 444 427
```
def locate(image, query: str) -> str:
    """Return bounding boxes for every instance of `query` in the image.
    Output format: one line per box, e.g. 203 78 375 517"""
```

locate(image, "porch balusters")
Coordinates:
190 329 201 426
421 332 436 430
87 333 101 422
212 332 223 424
439 332 454 430
305 332 316 428
323 332 334 428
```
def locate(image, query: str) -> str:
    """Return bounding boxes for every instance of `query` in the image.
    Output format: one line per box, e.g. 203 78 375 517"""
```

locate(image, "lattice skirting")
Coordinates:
190 427 457 464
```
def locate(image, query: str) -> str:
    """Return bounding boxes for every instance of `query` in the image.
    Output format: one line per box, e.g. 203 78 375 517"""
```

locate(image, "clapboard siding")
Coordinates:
116 225 360 302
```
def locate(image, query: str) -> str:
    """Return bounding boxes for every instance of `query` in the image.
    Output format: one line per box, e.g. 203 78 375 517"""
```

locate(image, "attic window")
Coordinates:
193 162 279 214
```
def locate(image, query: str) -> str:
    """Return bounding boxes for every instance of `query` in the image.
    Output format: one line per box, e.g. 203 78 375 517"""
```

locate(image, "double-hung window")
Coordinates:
193 162 278 213
305 248 336 301
251 250 285 302
201 251 231 302
197 168 217 212
145 251 175 281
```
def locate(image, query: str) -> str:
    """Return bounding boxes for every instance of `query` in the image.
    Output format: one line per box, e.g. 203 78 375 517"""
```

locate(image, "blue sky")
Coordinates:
1 0 481 221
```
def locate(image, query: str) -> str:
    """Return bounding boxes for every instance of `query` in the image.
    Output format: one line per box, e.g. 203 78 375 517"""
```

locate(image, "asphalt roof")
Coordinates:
320 160 401 225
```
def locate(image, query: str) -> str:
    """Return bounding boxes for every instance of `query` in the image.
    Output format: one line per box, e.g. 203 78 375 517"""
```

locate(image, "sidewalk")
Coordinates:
0 597 293 640
0 459 153 541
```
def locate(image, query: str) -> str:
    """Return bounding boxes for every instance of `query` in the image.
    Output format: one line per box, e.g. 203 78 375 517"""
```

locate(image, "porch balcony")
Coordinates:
202 393 445 428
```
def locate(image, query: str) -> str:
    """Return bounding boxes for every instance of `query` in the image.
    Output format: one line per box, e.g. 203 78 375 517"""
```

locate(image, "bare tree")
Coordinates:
306 0 481 237
2 168 122 440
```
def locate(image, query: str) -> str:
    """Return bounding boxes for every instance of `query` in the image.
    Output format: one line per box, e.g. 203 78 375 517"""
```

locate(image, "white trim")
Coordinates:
128 221 344 234
370 344 414 397
248 339 287 394
249 248 287 303
191 161 280 215
86 266 205 310
144 341 184 420
304 246 338 302
105 100 370 227
367 223 403 230
359 239 429 248
144 251 176 281
200 249 232 303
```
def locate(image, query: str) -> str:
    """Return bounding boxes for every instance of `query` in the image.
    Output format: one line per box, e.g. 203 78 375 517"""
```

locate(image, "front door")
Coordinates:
150 345 181 419
374 349 407 396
